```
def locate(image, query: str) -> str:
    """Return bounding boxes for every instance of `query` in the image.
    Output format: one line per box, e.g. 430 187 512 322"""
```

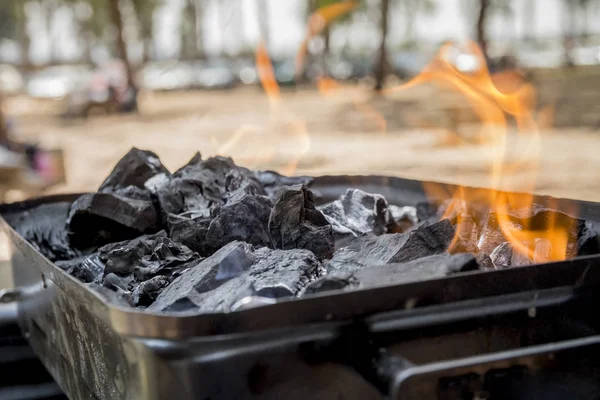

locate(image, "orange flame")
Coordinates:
387 41 573 263
296 1 358 78
256 42 280 107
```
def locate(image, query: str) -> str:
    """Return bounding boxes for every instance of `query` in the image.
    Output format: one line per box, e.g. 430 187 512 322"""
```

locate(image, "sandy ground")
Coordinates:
6 85 600 202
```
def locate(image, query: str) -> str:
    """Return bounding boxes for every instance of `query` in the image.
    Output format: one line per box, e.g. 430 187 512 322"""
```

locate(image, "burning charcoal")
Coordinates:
319 189 390 242
148 242 257 312
475 253 495 270
253 170 313 199
149 242 323 313
387 205 419 233
99 148 169 191
489 242 513 269
451 214 479 253
5 202 80 262
102 273 133 292
327 219 456 273
66 191 159 248
155 154 265 217
305 253 478 295
131 276 171 307
269 185 334 260
533 238 551 263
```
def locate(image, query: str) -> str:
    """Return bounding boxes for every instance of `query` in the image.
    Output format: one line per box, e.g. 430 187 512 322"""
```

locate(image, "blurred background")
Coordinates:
0 0 599 202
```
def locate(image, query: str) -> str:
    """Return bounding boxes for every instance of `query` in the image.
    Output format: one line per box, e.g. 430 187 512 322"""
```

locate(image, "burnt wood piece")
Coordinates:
327 219 455 273
387 205 418 233
305 253 478 294
131 276 171 307
319 189 390 242
66 190 159 248
56 254 104 284
269 185 334 260
5 202 79 262
253 170 314 199
149 242 324 313
155 153 266 217
478 205 599 259
99 148 169 191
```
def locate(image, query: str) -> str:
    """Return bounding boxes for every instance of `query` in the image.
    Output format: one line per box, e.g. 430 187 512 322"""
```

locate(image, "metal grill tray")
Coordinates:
3 175 600 399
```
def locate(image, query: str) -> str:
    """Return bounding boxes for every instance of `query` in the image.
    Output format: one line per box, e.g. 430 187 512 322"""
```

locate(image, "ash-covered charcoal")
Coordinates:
253 170 314 198
305 253 478 294
5 202 80 262
478 206 593 259
149 242 324 313
155 153 266 217
130 276 171 307
99 148 169 191
66 191 159 248
319 189 390 242
327 219 456 273
269 185 334 260
387 205 419 233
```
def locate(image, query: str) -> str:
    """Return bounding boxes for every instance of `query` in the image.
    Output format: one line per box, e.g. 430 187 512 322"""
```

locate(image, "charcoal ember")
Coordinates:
489 241 533 269
66 191 159 248
319 189 390 241
130 276 170 307
5 202 79 262
253 170 313 198
306 253 477 294
387 205 418 233
327 219 455 273
155 154 265 217
148 241 257 312
102 273 133 292
149 242 323 313
269 185 334 260
99 148 169 191
450 214 479 253
478 206 588 258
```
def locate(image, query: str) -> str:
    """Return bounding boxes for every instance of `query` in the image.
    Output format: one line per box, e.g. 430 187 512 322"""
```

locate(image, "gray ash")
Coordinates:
6 147 600 314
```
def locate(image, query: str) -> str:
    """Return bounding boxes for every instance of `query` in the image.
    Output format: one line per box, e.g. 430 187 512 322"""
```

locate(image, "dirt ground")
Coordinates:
6 84 600 202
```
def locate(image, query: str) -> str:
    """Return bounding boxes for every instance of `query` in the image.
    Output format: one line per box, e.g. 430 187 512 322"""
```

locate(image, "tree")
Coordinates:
374 0 389 90
0 1 31 67
394 0 436 46
131 0 160 63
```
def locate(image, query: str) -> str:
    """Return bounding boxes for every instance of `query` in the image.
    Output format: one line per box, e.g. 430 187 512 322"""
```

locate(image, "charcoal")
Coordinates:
327 219 455 273
66 191 159 248
204 195 273 253
99 148 169 191
148 241 257 312
102 272 133 292
319 189 389 242
168 214 211 254
149 242 323 313
97 231 200 282
55 255 88 274
5 202 79 262
88 283 133 308
69 254 105 284
475 253 495 270
451 214 479 253
387 205 418 233
131 276 171 307
254 170 314 198
416 201 437 221
305 253 478 294
489 241 533 269
155 154 265 217
269 185 334 260
578 221 600 256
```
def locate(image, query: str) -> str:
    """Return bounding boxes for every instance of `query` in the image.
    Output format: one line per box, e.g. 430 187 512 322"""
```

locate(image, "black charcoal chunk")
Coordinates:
148 241 256 312
475 253 495 270
319 189 389 241
155 154 265 217
98 231 169 276
99 148 169 191
131 276 171 307
70 254 105 284
168 213 211 254
102 273 133 292
306 253 477 294
253 170 313 198
387 205 419 233
149 242 324 313
327 219 455 273
88 283 133 308
578 221 600 256
67 191 159 248
204 195 273 253
269 185 334 260
5 202 79 262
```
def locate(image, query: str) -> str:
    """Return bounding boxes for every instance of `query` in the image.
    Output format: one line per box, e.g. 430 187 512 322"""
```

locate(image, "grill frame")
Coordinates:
3 175 600 399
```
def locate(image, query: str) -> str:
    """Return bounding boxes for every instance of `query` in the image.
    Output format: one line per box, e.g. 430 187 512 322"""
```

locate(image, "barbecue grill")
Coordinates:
3 175 600 399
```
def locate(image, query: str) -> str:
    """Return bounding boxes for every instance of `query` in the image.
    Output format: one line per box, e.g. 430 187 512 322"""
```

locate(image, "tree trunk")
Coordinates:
476 0 490 61
562 0 575 67
374 0 389 91
181 0 200 60
257 0 269 49
108 0 135 88
194 0 205 59
18 3 31 70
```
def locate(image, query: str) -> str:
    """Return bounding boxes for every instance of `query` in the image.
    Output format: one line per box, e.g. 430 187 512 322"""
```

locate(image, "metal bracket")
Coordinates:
0 288 21 304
